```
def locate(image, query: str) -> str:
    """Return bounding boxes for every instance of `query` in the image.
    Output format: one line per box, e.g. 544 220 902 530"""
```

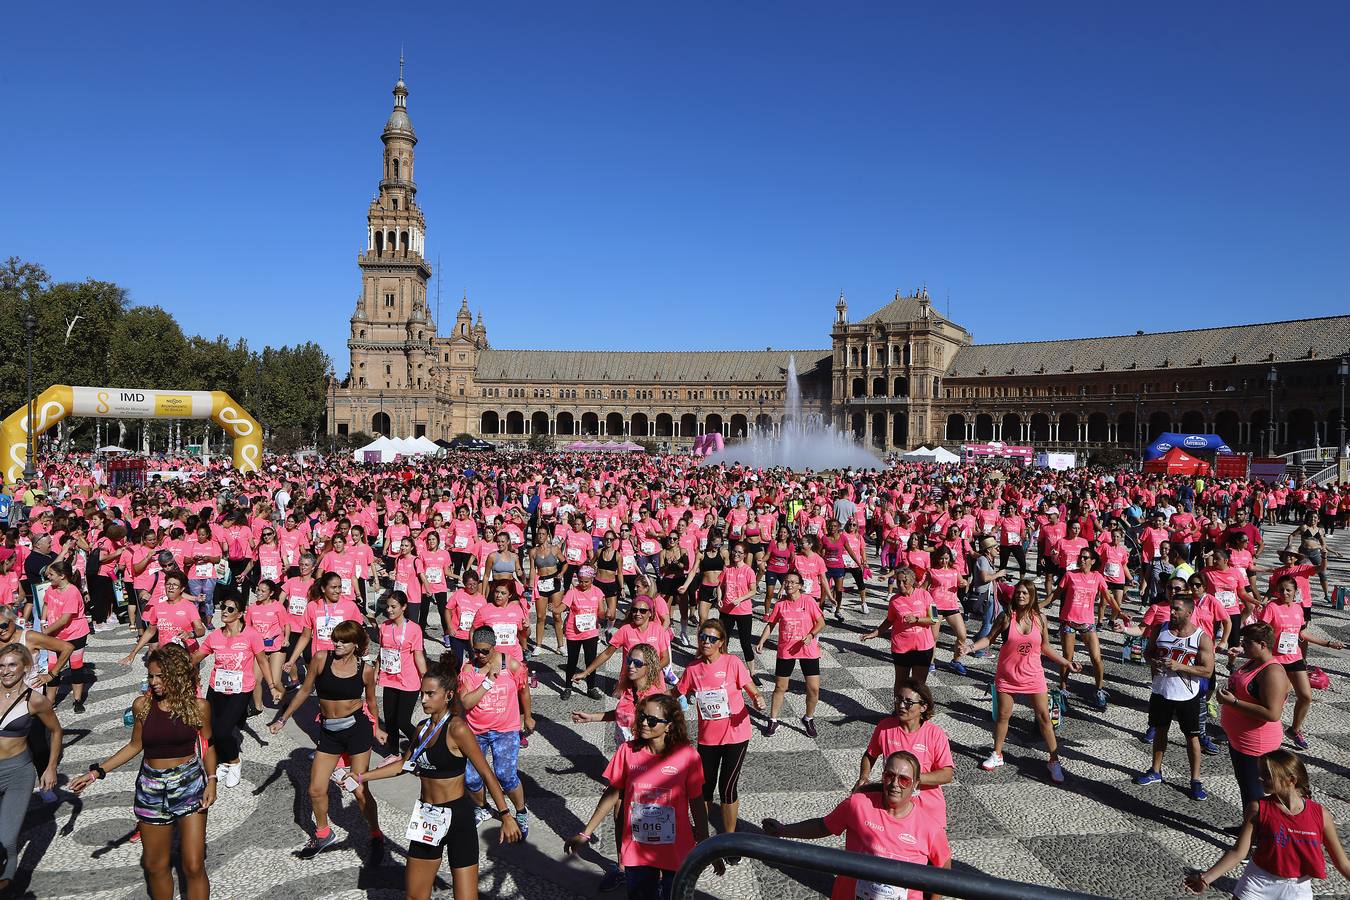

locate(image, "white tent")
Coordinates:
903 445 959 464
902 445 933 460
929 446 959 463
96 445 130 453
353 435 397 462
410 435 442 454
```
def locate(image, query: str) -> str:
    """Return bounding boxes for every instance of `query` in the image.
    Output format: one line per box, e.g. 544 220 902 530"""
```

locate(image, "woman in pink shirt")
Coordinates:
1202 547 1258 650
1258 575 1345 750
924 545 970 677
791 535 833 618
416 530 453 641
855 681 954 825
863 567 937 693
471 582 529 663
763 750 952 900
375 591 427 756
566 694 712 897
968 578 1078 784
762 525 794 613
41 560 94 712
756 572 825 738
717 546 759 672
559 568 605 700
388 537 425 627
282 572 365 682
677 618 763 848
245 578 290 712
445 571 487 665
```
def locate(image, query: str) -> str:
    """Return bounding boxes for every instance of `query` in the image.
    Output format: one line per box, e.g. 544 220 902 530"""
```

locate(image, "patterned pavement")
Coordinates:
17 522 1350 899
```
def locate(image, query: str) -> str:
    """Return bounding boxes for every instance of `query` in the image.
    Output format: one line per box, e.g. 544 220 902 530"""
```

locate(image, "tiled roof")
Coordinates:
475 348 833 384
946 316 1350 378
858 295 955 327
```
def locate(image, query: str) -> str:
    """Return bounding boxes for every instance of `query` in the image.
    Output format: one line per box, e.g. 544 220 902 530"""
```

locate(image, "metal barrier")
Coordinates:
672 832 1107 900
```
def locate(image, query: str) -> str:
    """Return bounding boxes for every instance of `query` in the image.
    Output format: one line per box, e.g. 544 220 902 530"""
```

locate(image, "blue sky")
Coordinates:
3 3 1347 376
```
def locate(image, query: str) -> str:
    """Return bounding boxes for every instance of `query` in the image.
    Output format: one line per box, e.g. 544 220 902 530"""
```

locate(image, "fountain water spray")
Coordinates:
703 356 885 470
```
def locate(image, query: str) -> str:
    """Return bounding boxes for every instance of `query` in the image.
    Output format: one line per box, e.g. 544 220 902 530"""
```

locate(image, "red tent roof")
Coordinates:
1143 446 1209 476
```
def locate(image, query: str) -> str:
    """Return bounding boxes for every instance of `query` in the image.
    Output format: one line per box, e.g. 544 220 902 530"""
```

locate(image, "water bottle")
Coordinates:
123 708 135 728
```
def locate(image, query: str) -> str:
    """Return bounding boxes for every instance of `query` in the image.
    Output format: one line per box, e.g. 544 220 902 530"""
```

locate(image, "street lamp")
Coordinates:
1337 355 1348 461
22 311 36 480
1266 366 1278 457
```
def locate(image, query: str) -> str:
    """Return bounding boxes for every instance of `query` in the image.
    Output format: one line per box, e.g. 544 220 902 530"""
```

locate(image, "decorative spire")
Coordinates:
399 46 405 84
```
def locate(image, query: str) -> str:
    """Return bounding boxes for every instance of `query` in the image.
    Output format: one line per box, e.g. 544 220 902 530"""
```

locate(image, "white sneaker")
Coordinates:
979 752 1004 771
860 602 870 615
224 762 242 788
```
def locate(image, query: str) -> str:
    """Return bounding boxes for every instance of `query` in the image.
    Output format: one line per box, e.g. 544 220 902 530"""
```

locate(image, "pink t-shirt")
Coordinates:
926 568 961 612
1259 601 1305 664
792 553 828 600
1058 571 1105 625
718 564 756 615
244 600 288 648
864 718 954 823
1202 568 1248 615
822 790 952 900
201 626 265 694
301 598 364 653
885 589 936 654
419 549 453 590
459 661 525 733
677 654 752 746
377 619 424 691
766 597 824 659
280 576 314 628
609 620 671 662
47 583 90 641
562 586 604 640
447 589 487 639
473 603 528 660
603 741 705 871
145 598 201 647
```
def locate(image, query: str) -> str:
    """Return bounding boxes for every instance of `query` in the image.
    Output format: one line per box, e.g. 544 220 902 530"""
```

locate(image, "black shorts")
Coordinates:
1105 580 1126 591
891 648 934 668
696 584 719 604
450 552 473 572
764 572 786 587
404 795 479 869
656 577 681 597
1282 658 1308 674
1147 693 1202 737
744 543 764 556
775 657 821 678
1302 606 1312 623
596 579 621 599
1042 560 1063 578
315 714 375 756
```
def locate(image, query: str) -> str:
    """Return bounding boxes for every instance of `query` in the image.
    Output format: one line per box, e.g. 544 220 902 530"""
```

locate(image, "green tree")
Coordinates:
108 306 188 389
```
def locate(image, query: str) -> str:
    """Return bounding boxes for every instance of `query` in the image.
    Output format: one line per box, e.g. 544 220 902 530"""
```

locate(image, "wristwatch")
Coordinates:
90 764 106 780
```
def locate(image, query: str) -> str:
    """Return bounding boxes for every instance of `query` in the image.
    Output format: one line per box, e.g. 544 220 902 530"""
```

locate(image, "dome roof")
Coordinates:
384 107 413 135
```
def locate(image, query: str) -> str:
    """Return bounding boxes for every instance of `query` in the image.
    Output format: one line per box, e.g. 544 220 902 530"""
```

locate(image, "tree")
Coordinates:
109 306 188 388
527 432 554 451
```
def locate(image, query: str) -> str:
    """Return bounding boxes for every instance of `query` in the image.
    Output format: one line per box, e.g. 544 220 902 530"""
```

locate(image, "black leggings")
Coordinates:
998 546 1027 577
698 740 749 804
719 612 755 663
208 689 251 764
416 593 448 630
566 637 599 691
382 687 419 755
87 574 116 624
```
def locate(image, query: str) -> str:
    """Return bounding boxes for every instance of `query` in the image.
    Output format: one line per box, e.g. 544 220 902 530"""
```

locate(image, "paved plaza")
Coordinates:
20 522 1350 899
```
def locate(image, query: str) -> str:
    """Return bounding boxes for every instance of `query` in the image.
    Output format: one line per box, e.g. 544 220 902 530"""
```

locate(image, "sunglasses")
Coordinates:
631 607 651 615
895 697 925 709
221 607 240 615
626 657 646 668
697 634 720 644
636 713 669 727
882 772 916 789
471 647 493 656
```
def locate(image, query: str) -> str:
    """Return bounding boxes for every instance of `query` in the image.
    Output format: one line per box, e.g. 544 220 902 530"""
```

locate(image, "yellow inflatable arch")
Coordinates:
2 386 261 484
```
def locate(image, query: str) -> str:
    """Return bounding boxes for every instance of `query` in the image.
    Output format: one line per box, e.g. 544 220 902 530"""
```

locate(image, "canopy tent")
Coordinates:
1143 446 1209 476
1143 432 1233 461
353 435 396 462
96 445 130 453
443 435 495 451
903 445 959 463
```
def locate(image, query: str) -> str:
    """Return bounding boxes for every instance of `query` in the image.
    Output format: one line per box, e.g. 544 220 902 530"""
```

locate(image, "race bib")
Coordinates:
696 688 730 720
622 555 636 571
212 668 244 695
807 523 820 535
261 565 279 581
1105 562 1122 579
458 609 475 632
288 594 307 616
640 540 658 555
537 577 556 594
340 578 353 596
492 623 518 646
630 802 675 845
1277 630 1298 656
1006 532 1020 544
380 647 402 675
1065 562 1079 572
574 613 597 633
566 547 583 563
801 577 816 595
316 615 339 642
1216 590 1238 611
194 562 214 578
426 567 443 584
855 880 901 900
595 516 609 530
406 800 451 846
453 535 469 549
393 581 408 595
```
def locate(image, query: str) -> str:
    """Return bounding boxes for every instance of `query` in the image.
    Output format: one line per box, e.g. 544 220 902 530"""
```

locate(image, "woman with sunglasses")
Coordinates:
863 566 937 694
677 619 762 850
376 590 429 756
528 527 565 653
270 619 387 860
574 600 673 696
244 578 290 715
1201 546 1258 650
763 750 951 899
855 680 953 825
968 578 1078 784
191 588 281 789
122 570 206 666
657 535 691 647
756 571 824 737
791 534 835 619
559 567 605 701
1048 547 1114 711
567 694 716 899
360 654 521 899
459 625 535 837
1185 748 1350 898
589 531 625 631
254 526 284 591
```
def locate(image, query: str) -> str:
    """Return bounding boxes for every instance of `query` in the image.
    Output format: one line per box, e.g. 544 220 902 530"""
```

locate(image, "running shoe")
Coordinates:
474 806 494 828
979 752 1004 771
515 809 530 839
224 762 242 788
1133 769 1164 786
1189 780 1208 802
860 602 870 615
802 716 818 738
1199 736 1222 756
560 687 573 702
520 735 529 748
598 867 626 892
765 719 779 737
970 650 987 659
1288 728 1310 751
72 700 85 715
295 830 340 859
1094 689 1108 711
247 703 261 718
1046 760 1066 784
928 663 936 674
441 634 453 648
949 660 968 676
1142 726 1156 744
587 686 604 700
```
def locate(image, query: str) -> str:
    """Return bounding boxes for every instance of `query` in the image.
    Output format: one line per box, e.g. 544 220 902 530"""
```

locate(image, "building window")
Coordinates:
384 293 395 307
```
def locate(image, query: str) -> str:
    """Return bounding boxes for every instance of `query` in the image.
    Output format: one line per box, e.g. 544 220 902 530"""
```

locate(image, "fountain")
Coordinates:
702 356 885 470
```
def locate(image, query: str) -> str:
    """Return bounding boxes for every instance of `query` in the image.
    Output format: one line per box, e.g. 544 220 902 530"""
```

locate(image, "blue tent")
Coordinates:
1144 432 1233 461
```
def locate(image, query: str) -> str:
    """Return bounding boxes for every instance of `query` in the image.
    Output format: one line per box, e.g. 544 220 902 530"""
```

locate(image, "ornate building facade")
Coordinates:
329 72 1350 459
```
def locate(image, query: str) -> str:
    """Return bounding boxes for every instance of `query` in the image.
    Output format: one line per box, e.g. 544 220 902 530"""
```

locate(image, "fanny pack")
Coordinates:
321 715 356 732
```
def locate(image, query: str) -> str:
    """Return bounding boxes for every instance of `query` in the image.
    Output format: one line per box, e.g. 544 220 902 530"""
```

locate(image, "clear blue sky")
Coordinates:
3 3 1347 377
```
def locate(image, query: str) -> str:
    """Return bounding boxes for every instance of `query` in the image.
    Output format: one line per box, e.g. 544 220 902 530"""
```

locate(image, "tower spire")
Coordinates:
399 46 405 82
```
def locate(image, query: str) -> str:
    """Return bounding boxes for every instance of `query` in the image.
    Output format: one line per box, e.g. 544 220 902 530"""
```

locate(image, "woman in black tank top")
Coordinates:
363 657 521 897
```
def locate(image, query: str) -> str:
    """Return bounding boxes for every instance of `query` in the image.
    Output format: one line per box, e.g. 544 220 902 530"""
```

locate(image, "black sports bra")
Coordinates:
410 715 467 779
316 654 365 701
0 690 33 739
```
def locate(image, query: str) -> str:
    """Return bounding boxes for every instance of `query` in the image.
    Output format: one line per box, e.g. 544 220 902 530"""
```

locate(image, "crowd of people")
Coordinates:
1 449 1349 900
